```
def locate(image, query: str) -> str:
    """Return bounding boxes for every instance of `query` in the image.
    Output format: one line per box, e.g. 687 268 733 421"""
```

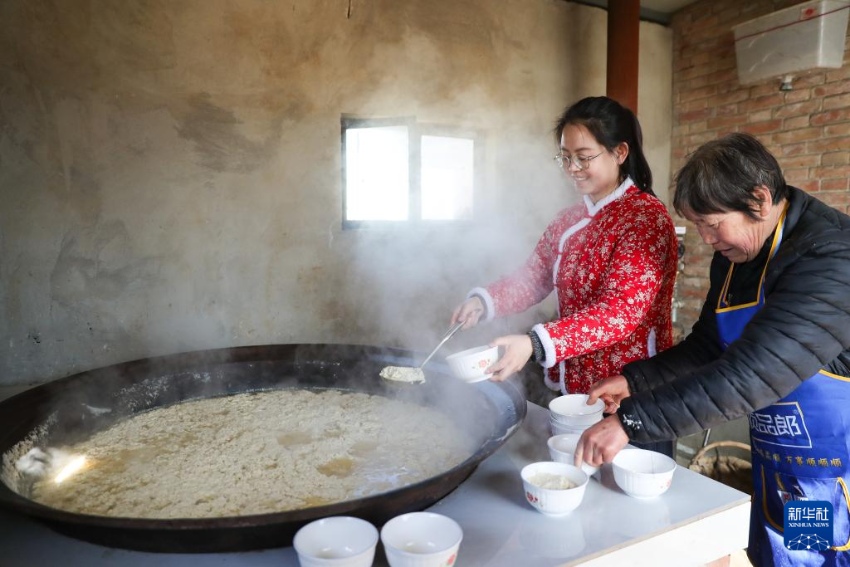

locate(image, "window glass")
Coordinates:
344 125 409 221
421 135 474 221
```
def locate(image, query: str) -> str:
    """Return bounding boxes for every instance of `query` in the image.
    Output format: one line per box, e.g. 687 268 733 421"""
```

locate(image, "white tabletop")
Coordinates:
0 401 750 566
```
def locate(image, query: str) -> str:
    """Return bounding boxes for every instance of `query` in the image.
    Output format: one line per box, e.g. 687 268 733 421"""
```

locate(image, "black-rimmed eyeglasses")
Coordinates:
553 152 603 171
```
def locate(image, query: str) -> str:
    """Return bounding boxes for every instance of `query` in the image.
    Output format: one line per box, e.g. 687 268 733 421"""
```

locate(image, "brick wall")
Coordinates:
670 0 850 334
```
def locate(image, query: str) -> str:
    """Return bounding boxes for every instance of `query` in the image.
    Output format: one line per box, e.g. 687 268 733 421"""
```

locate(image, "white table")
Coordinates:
0 400 750 566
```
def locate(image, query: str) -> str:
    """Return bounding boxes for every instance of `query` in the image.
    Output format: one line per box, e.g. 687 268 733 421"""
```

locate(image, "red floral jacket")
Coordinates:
470 180 678 394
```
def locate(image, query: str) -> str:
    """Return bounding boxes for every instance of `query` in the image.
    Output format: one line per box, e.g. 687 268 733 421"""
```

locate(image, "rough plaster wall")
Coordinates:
639 23 674 203
0 0 672 385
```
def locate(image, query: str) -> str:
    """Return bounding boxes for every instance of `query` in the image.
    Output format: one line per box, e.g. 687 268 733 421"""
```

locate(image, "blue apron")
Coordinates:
715 210 850 566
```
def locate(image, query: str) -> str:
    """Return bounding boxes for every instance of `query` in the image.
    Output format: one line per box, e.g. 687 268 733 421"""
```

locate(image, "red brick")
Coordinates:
741 2 770 16
683 258 713 274
818 191 850 207
784 168 813 184
691 26 729 44
749 84 779 98
679 66 713 83
823 178 850 192
680 289 709 305
690 14 720 31
812 165 850 180
707 114 749 130
788 179 820 193
808 137 850 153
712 103 740 117
824 123 850 137
680 84 720 102
690 51 715 67
714 90 750 106
773 128 824 144
784 116 812 130
683 131 717 147
678 108 713 122
782 154 820 169
773 100 821 118
716 5 744 24
822 152 850 166
672 147 688 161
764 141 784 156
688 121 709 133
781 143 808 157
706 68 739 87
673 57 693 73
823 92 850 110
783 88 812 103
791 72 827 88
749 109 772 122
825 66 850 82
813 79 850 97
744 119 783 134
742 93 784 112
680 98 710 112
811 108 850 126
713 77 741 96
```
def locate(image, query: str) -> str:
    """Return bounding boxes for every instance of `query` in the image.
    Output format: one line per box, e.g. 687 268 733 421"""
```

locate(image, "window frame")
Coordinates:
341 115 481 230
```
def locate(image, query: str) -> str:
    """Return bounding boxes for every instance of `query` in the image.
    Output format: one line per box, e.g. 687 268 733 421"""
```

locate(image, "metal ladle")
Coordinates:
380 320 465 383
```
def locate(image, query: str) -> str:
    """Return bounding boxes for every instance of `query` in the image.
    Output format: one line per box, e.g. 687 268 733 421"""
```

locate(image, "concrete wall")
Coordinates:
0 0 672 386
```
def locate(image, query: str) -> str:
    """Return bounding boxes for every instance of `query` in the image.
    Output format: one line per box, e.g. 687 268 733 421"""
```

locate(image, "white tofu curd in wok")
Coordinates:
5 388 475 519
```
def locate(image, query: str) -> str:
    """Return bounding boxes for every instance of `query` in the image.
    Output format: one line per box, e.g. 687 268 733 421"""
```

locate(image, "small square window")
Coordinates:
341 117 477 228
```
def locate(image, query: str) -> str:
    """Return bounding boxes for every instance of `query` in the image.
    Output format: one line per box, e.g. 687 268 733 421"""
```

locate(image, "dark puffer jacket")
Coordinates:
617 186 850 444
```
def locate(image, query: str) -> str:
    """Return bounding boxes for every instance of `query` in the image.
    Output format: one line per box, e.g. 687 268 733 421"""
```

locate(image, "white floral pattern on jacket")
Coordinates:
472 179 677 395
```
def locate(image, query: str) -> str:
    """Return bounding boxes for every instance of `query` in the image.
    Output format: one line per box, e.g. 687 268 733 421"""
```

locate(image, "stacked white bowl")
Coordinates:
548 394 604 435
547 433 600 477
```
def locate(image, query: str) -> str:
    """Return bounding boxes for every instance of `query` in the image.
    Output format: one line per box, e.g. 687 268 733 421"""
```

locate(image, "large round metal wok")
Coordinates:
0 343 526 553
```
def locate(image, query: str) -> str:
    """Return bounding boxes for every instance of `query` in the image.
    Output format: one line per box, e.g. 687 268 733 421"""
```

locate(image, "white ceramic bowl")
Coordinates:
612 448 677 499
549 418 591 436
444 345 499 383
547 434 599 477
548 394 605 427
380 512 463 567
293 516 379 567
520 461 589 516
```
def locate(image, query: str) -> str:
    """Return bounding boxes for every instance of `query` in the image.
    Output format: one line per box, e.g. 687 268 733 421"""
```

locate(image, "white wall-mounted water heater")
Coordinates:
733 0 849 85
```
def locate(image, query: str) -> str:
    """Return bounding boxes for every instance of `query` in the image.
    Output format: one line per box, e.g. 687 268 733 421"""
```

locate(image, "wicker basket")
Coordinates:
688 440 753 495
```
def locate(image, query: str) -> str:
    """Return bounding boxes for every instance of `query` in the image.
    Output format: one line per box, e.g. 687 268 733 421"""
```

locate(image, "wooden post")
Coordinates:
606 0 640 113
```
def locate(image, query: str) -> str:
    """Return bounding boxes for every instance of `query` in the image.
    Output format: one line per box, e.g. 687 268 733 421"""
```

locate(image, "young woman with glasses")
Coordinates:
451 96 678 455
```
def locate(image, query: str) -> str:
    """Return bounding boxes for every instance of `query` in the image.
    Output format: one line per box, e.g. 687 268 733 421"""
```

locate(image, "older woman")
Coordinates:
577 132 850 566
